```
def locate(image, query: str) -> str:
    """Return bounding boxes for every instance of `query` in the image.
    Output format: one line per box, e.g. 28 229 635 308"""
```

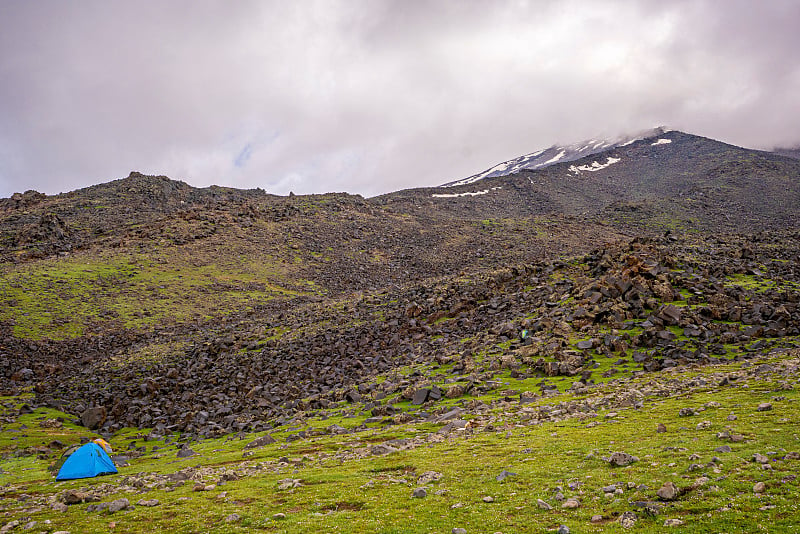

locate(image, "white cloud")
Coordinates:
1 0 798 198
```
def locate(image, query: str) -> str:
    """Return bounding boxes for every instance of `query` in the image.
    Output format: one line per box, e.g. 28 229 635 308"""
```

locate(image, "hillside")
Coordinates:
1 129 800 532
393 130 800 233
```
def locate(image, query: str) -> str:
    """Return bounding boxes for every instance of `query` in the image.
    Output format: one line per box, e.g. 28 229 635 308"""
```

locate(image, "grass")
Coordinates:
0 248 311 340
2 353 799 533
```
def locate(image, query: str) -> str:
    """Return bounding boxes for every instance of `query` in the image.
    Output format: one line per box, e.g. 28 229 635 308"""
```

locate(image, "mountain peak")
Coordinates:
444 126 673 187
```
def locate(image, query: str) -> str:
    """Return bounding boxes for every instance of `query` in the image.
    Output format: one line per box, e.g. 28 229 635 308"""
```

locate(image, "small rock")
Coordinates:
657 482 679 501
412 488 427 498
715 445 732 453
591 515 603 523
136 499 159 507
495 470 517 482
678 408 695 417
418 471 443 485
52 503 68 513
618 511 637 528
1 521 20 533
371 444 399 456
608 452 639 467
562 498 580 509
664 518 684 527
696 420 712 430
176 446 196 458
536 498 552 510
753 453 769 464
657 423 667 433
482 496 494 503
452 529 467 534
757 403 773 412
753 482 766 493
272 513 286 520
108 498 130 513
244 434 276 449
225 514 241 523
277 478 302 490
557 525 570 534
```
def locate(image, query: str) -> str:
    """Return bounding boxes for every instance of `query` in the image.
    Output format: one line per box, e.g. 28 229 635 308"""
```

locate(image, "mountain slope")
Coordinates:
415 130 800 233
442 126 670 187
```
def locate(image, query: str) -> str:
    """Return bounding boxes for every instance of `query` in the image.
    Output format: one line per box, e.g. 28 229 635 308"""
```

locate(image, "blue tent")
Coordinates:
56 442 117 481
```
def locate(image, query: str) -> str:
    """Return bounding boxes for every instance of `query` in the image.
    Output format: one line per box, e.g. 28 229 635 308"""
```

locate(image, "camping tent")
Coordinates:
55 442 117 481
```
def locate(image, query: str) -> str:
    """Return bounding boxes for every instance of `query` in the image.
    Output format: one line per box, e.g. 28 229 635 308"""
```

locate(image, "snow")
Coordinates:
432 186 502 198
651 138 672 146
568 156 621 174
522 148 546 158
542 150 566 165
441 126 672 187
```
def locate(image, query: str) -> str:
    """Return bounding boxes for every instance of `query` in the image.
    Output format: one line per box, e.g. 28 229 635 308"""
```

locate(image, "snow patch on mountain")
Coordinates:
568 157 621 175
651 138 672 146
442 126 669 187
432 186 502 198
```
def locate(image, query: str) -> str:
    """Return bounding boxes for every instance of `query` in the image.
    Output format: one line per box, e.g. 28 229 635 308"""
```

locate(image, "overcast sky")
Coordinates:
1 0 799 199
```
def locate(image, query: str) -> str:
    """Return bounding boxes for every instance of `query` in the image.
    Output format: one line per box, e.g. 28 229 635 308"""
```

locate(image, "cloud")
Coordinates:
1 0 799 198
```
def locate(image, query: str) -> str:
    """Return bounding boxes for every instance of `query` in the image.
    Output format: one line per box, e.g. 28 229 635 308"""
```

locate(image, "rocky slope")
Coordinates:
1 130 799 440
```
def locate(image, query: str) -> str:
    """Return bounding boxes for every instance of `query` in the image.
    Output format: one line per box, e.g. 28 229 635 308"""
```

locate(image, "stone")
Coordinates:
81 406 106 430
452 529 467 534
108 498 131 513
412 389 430 405
413 488 427 498
753 482 766 493
52 503 68 513
417 471 443 485
272 513 286 520
557 525 570 534
576 339 594 350
225 514 241 523
277 478 302 490
678 408 695 417
656 482 679 501
591 515 603 523
371 444 399 456
753 453 769 464
244 434 276 449
60 489 90 505
495 470 517 482
608 452 639 467
136 499 160 507
657 423 667 433
715 445 732 453
562 498 580 509
537 498 552 510
664 519 684 527
177 446 196 458
482 496 494 503
658 304 682 325
757 403 773 412
618 511 637 528
1 521 20 533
